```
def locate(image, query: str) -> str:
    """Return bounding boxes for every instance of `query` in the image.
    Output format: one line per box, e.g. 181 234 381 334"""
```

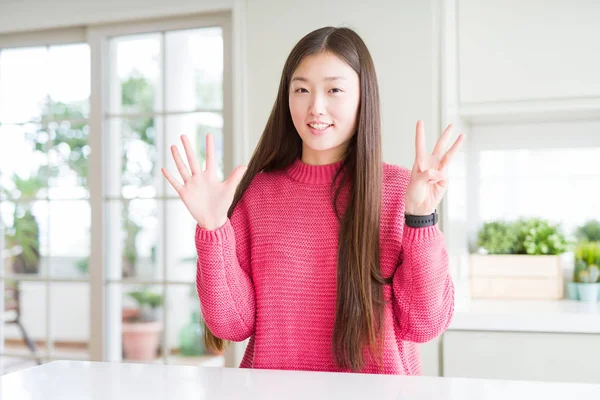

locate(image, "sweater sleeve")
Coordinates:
195 199 255 342
392 223 455 343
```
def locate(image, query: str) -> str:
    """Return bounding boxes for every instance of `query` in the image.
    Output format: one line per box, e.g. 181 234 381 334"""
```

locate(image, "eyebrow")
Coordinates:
291 76 347 83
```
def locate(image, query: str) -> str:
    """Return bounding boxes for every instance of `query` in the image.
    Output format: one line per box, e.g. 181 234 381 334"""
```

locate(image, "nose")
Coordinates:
308 93 325 116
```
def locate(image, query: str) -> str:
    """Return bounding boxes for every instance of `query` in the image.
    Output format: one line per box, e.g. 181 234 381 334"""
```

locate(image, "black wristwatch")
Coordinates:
405 210 438 228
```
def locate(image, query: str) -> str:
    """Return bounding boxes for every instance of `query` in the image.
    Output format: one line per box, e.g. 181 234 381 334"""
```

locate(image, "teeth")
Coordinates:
309 123 330 130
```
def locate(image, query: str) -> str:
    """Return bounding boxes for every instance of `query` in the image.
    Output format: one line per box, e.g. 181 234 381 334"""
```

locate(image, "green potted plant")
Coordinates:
122 287 163 361
3 173 44 275
573 242 600 303
471 218 569 300
575 220 600 243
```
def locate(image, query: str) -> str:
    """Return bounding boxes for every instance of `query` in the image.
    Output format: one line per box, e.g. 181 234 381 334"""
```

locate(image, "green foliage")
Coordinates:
127 288 163 322
7 173 45 199
574 241 600 265
121 72 155 112
20 75 155 278
477 218 568 255
75 258 89 275
574 241 600 283
3 174 44 274
26 99 90 186
477 221 518 254
512 218 569 255
5 209 40 273
575 220 600 243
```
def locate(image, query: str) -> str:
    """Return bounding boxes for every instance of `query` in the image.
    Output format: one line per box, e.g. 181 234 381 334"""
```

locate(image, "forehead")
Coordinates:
292 52 357 81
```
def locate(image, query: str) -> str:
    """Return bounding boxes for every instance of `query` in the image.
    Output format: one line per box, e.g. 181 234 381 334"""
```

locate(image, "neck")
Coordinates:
301 144 347 166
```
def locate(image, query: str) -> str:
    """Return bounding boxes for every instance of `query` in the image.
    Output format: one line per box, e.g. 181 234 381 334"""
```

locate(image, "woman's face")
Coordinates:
289 52 360 165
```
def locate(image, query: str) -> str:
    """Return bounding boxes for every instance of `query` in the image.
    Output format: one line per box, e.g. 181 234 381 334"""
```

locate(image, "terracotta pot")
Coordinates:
122 307 139 322
122 321 162 361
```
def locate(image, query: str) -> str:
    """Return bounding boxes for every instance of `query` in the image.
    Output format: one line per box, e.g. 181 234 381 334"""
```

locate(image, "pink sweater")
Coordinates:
195 158 454 375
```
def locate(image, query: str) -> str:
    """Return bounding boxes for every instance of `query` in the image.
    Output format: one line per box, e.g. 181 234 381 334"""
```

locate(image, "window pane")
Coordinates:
46 120 90 199
105 116 162 199
166 199 197 282
479 148 600 235
0 47 49 123
165 27 223 111
2 201 48 276
163 112 223 197
3 281 48 361
0 123 48 201
48 200 90 279
104 199 160 280
109 34 162 114
47 44 90 119
49 282 90 360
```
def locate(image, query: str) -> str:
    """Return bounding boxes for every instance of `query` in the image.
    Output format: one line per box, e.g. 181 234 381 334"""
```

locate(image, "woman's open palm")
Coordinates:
162 134 247 230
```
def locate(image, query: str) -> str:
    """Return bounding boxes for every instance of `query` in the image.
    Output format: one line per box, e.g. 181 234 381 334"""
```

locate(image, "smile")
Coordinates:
308 123 331 130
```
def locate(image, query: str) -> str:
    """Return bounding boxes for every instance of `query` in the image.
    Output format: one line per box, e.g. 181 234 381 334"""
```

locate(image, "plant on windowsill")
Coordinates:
470 218 570 300
122 287 163 361
573 242 600 303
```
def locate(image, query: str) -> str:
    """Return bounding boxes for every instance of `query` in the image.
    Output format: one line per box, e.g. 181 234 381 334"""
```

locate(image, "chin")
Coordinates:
301 137 340 153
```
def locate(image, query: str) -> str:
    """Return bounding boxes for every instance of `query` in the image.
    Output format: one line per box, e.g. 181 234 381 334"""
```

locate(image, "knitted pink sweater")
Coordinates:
195 158 454 375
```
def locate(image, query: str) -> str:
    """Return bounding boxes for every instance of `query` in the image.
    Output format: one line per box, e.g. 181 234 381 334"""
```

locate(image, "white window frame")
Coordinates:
87 12 236 362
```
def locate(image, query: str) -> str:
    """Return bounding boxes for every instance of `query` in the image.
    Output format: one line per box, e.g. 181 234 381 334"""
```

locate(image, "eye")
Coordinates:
294 88 309 93
329 88 343 93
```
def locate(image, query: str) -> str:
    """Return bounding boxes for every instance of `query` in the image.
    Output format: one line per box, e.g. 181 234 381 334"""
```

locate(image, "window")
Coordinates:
478 148 599 235
0 12 233 374
92 14 231 366
0 39 92 371
444 120 600 284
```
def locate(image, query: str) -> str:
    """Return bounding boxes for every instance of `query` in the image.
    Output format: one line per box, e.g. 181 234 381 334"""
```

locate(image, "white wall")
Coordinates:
458 0 600 104
0 0 232 34
246 0 442 169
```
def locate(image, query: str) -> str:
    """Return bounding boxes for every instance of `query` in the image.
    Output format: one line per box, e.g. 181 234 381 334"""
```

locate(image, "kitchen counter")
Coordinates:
2 360 600 399
449 298 600 333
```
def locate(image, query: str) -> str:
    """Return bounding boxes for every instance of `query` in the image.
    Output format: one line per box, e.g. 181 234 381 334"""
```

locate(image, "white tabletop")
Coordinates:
450 298 600 333
2 361 600 399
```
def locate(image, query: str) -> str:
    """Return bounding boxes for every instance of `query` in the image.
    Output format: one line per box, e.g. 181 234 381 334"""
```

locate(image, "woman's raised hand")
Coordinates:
162 134 247 230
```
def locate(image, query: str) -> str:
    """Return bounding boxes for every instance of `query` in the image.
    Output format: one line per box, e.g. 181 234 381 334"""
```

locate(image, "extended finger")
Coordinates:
161 168 183 192
181 135 201 175
439 133 465 170
432 124 453 158
171 145 192 182
415 120 427 171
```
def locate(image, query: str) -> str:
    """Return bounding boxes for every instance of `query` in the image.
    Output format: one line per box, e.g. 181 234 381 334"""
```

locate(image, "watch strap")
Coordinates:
404 210 438 228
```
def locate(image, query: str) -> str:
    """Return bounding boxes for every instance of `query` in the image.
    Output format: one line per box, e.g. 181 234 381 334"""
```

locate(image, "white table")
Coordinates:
2 361 600 399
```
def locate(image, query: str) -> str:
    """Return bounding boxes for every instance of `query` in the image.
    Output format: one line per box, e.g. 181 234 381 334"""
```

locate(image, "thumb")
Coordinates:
226 164 248 190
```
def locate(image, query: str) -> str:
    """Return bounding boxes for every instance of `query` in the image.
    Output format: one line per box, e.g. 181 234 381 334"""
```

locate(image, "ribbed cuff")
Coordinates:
402 224 442 243
195 219 233 243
